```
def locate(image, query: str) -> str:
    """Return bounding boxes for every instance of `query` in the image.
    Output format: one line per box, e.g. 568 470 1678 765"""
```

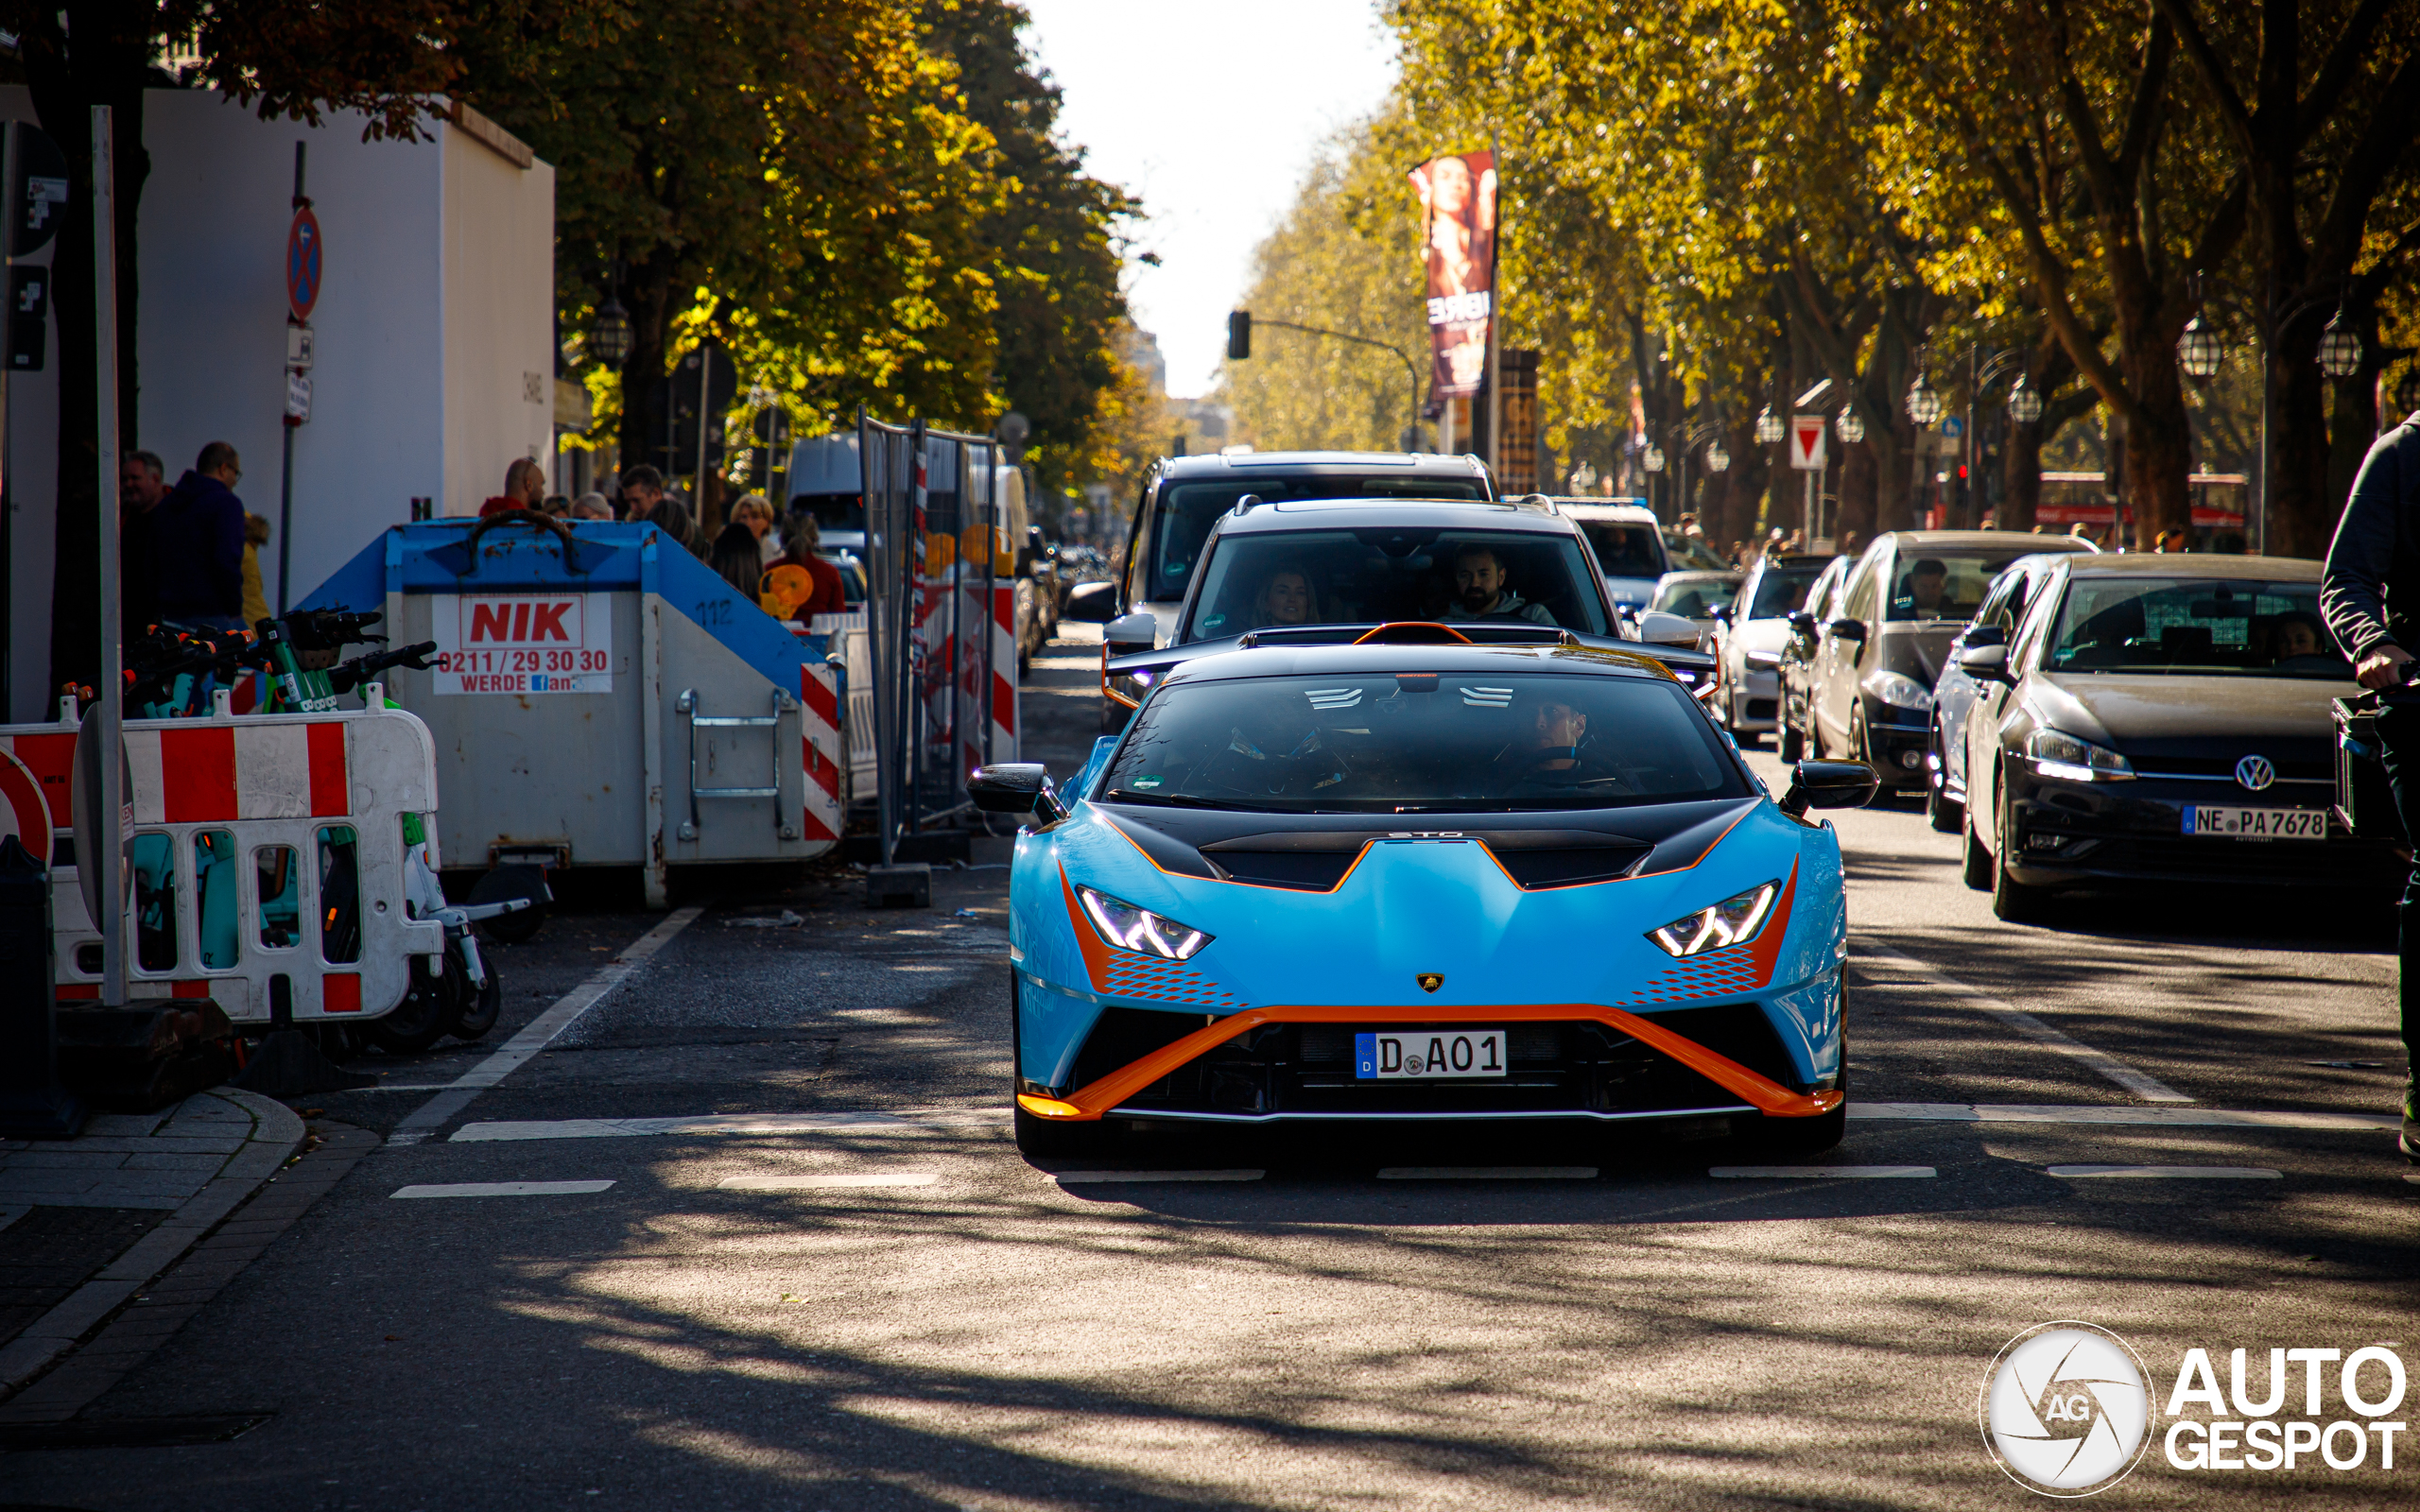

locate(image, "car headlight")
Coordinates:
1647 881 1781 958
2025 729 2134 782
1077 886 1211 959
1861 669 1934 711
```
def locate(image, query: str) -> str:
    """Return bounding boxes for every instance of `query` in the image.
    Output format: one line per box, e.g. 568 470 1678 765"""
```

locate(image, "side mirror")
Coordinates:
1962 623 2007 649
1957 643 2014 683
968 764 1069 825
1636 610 1701 648
1828 618 1867 642
1779 759 1879 816
1786 610 1817 637
1104 610 1157 651
1063 580 1118 623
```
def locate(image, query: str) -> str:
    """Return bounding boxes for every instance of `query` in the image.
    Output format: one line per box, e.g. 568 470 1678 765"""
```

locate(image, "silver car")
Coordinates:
1647 569 1742 652
1711 554 1836 738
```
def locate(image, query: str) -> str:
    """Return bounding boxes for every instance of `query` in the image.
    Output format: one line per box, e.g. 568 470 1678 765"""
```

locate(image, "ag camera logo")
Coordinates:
1980 1322 2156 1496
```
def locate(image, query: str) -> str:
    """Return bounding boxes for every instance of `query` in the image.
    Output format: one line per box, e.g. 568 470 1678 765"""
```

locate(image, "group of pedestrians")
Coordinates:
120 441 267 635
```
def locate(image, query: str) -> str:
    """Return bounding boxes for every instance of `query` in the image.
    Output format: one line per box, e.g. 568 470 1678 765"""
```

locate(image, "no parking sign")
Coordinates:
286 205 322 320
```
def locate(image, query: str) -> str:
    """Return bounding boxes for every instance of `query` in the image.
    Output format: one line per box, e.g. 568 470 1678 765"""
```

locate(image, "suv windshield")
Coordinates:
1101 670 1741 812
1651 576 1737 618
1574 520 1668 580
1182 527 1610 640
1745 562 1826 619
1885 553 2032 622
2046 577 2348 677
1142 475 1491 604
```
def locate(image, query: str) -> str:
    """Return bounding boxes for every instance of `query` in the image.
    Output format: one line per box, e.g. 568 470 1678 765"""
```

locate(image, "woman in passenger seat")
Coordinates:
1253 565 1322 628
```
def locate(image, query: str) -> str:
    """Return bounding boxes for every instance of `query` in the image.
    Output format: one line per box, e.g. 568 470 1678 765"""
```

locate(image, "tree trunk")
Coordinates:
614 250 679 485
2265 303 2335 558
1717 418 1771 553
1837 439 1876 547
2118 342 2192 546
2001 417 2043 533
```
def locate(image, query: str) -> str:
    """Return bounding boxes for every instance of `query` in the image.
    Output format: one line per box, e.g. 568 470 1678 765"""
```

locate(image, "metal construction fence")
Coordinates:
857 413 1019 864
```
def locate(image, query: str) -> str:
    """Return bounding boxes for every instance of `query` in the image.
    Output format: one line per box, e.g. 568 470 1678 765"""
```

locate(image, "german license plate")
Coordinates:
1355 1030 1507 1079
2181 806 2326 840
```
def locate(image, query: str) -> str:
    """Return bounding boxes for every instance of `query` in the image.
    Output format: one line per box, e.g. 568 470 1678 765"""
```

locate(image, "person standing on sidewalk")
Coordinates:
119 449 168 635
150 441 249 632
2319 407 2420 1163
478 457 546 517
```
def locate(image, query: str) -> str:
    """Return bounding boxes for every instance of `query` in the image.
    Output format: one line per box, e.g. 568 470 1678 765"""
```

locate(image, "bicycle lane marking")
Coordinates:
1854 940 2194 1104
386 906 707 1145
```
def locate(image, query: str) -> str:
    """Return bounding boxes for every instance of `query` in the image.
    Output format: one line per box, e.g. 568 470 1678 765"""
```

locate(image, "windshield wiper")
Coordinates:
1101 788 1258 810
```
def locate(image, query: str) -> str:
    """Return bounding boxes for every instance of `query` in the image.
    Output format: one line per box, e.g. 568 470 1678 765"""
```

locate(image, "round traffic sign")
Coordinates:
0 747 50 869
286 205 323 319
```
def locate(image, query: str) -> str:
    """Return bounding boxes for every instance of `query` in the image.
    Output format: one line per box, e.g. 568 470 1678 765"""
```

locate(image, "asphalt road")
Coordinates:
15 634 2416 1510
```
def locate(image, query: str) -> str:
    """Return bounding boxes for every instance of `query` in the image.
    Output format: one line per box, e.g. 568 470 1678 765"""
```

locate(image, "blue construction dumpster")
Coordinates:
302 515 843 905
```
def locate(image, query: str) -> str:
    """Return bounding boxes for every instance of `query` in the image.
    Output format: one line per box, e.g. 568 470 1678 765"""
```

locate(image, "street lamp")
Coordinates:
1703 442 1731 473
2176 316 2225 380
589 294 633 367
1905 369 1944 427
1834 405 1865 444
2318 309 2364 379
1754 406 1784 445
2006 376 2044 424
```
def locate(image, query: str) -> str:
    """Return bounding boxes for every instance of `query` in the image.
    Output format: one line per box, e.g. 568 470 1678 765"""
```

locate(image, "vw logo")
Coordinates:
1979 1322 2155 1496
2235 754 2276 792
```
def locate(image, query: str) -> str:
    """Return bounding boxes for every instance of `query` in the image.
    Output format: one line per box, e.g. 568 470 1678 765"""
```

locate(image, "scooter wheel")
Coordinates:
368 955 454 1054
448 962 503 1042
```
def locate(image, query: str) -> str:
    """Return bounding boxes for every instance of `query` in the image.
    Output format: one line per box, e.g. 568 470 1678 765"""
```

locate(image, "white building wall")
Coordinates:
1 88 554 720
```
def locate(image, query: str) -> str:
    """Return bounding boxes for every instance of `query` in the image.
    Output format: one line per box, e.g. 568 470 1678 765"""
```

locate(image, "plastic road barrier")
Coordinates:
300 516 841 905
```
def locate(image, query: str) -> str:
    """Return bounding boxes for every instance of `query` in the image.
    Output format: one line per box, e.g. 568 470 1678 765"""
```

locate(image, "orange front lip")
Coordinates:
1021 1002 1843 1123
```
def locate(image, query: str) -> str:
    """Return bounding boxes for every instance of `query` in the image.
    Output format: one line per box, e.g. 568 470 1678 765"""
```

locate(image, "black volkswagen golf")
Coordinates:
1953 555 2402 920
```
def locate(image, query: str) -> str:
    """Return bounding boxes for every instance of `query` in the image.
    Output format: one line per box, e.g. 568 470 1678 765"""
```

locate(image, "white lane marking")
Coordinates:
717 1173 939 1190
1710 1165 1935 1179
1852 1101 2397 1131
391 1180 615 1199
2406 1174 2420 1185
1858 943 2192 1103
453 1108 1003 1142
1052 1170 1265 1184
1376 1167 1598 1180
2048 1165 2282 1180
387 907 708 1145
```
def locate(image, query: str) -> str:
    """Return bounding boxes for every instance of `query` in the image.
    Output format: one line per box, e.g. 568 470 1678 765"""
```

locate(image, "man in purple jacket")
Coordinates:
149 440 249 631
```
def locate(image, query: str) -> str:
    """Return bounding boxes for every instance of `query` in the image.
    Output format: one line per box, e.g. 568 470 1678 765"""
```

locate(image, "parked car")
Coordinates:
1062 451 1497 649
1776 556 1852 762
1796 531 2097 794
1550 499 1669 620
1922 552 2079 833
1711 554 1837 741
1664 529 1731 573
1647 570 1744 650
1953 555 2398 920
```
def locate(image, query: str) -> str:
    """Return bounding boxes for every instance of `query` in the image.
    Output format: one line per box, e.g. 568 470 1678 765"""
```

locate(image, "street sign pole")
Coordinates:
92 106 126 1006
277 142 310 612
0 122 14 719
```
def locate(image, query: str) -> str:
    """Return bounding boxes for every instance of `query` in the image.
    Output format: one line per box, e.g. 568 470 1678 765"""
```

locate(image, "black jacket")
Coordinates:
2322 416 2420 659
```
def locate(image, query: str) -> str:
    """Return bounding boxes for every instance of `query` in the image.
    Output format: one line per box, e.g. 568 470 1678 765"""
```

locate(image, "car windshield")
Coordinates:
1143 475 1491 604
2045 577 2348 678
1744 563 1825 619
1651 576 1736 618
1182 527 1610 640
1664 531 1730 572
1885 553 2031 622
1576 520 1668 580
1100 670 1742 813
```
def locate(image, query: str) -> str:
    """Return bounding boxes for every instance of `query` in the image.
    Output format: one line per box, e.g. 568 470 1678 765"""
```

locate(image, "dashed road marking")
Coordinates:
1710 1165 1935 1179
391 1180 614 1199
1852 1101 2396 1131
717 1173 939 1191
1376 1167 1597 1180
1052 1170 1265 1184
452 1108 1003 1142
389 907 707 1145
1858 943 2192 1103
2048 1165 2282 1180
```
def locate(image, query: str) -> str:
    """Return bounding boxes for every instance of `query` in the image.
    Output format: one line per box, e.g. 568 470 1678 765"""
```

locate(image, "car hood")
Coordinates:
2027 672 2356 746
1011 797 1840 1027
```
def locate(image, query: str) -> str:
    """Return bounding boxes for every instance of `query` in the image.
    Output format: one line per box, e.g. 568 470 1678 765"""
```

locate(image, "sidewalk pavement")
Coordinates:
0 1089 306 1404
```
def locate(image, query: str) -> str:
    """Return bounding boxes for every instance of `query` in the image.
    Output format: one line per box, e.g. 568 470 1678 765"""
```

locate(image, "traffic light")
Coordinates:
1227 310 1251 361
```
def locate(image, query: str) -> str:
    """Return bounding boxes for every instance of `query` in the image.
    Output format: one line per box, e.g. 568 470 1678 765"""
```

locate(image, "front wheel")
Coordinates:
1926 731 1963 833
1778 713 1805 764
368 955 453 1054
448 952 502 1041
1990 789 2050 922
1961 799 1994 891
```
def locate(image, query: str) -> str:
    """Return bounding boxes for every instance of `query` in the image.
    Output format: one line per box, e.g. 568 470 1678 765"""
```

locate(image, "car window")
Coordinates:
2012 572 2064 667
1744 562 1825 619
1577 521 1668 579
1811 559 1849 619
1101 671 1744 813
1841 553 1882 621
2044 577 2348 677
1974 570 2020 630
1141 475 1491 604
1651 576 1735 617
1885 552 2037 622
1663 531 1730 572
1181 527 1610 640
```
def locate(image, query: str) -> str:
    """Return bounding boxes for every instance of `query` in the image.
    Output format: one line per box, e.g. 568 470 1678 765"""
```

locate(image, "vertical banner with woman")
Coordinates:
1409 150 1497 398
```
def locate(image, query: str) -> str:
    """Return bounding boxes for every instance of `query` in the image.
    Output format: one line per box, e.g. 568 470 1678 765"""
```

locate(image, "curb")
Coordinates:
0 1089 304 1400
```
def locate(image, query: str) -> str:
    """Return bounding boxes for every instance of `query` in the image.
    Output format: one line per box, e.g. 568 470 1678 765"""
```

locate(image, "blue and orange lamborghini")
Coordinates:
975 626 1877 1159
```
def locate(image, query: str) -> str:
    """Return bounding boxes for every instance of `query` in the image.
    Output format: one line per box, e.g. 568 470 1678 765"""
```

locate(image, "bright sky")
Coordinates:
1019 1 1400 399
